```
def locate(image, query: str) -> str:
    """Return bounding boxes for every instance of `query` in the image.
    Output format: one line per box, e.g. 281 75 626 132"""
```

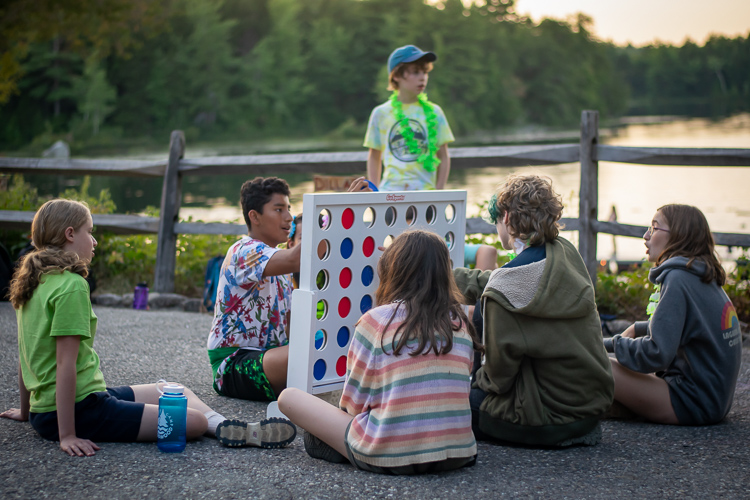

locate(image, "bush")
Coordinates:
595 259 750 325
0 176 238 297
724 256 750 325
595 267 653 321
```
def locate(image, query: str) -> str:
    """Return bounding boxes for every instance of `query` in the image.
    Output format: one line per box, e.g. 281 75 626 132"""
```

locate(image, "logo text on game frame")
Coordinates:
386 194 406 201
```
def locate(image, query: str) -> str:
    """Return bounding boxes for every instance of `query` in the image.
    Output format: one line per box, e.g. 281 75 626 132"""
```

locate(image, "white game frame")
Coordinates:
285 190 468 396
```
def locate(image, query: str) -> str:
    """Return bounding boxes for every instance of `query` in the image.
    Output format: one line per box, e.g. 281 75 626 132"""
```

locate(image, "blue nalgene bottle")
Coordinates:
157 381 187 453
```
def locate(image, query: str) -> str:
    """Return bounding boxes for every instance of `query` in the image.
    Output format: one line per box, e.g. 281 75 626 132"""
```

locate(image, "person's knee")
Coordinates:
263 347 289 386
277 387 302 415
476 245 498 270
186 409 208 439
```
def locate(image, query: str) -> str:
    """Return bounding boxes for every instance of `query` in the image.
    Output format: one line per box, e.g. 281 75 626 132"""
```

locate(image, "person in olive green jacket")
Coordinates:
454 174 613 447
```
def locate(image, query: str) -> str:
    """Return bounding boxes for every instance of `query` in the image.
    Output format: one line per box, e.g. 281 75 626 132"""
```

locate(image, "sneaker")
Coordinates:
216 418 297 448
555 422 602 448
303 431 348 463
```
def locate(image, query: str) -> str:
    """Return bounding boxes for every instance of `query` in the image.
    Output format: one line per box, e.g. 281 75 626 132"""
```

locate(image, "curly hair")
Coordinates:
375 230 483 357
9 199 91 309
240 177 291 230
489 174 563 246
657 204 726 286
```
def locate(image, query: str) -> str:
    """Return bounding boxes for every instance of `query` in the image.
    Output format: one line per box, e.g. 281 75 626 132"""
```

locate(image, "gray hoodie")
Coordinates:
604 257 742 425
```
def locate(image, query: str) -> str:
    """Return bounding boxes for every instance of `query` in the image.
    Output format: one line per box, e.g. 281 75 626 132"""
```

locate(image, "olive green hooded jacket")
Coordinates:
454 237 614 445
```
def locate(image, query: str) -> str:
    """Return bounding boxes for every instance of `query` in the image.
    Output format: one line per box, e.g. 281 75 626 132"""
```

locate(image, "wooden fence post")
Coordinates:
154 130 185 293
579 111 599 284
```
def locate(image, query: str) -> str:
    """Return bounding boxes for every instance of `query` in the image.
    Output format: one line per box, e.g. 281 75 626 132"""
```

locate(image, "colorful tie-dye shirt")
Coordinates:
340 303 477 467
363 100 454 191
207 237 292 381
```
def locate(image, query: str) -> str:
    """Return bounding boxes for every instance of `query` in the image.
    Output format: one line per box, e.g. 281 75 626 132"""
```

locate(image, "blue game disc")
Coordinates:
361 266 374 287
313 359 326 380
337 326 350 348
340 238 353 259
360 295 373 314
366 180 379 191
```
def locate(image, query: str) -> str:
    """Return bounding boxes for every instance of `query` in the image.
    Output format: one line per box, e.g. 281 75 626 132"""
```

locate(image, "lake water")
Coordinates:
185 114 750 262
23 114 750 261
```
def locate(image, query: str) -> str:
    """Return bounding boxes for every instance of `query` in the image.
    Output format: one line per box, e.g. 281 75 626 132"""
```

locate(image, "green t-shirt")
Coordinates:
17 271 106 413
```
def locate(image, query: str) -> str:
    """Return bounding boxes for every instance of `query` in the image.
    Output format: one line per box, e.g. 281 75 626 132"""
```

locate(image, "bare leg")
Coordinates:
609 359 679 424
131 384 210 441
475 245 498 271
263 345 289 397
278 387 353 457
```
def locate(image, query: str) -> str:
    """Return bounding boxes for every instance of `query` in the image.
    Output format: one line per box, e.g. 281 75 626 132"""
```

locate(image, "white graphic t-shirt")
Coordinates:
363 100 454 191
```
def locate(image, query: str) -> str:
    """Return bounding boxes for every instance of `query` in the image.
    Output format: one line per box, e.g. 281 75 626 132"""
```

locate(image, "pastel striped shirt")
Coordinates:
340 303 477 467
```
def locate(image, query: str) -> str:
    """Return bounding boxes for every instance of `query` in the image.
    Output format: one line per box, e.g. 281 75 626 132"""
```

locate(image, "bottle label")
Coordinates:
158 409 174 439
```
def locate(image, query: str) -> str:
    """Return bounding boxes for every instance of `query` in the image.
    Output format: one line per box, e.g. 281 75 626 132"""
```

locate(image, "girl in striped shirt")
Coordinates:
278 229 482 474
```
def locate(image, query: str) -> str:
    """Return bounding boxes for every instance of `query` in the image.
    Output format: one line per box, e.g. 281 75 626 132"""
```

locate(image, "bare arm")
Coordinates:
263 243 302 278
56 335 99 457
0 364 30 421
435 144 450 190
18 363 29 419
366 148 382 187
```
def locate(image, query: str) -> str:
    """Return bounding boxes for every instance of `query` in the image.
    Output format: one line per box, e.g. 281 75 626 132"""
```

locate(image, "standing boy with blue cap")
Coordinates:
364 45 498 272
364 45 454 192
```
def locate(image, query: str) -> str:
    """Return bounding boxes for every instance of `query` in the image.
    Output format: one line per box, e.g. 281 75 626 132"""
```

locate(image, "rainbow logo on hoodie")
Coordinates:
721 302 739 331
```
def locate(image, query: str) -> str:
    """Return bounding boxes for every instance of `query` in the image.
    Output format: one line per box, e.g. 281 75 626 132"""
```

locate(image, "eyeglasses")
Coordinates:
644 225 670 237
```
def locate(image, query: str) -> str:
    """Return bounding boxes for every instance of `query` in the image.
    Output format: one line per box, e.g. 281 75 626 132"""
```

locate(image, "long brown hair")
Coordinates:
657 204 725 286
375 230 482 356
9 199 91 308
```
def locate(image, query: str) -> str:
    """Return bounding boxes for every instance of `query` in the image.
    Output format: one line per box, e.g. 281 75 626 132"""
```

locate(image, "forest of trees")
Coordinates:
1 0 748 152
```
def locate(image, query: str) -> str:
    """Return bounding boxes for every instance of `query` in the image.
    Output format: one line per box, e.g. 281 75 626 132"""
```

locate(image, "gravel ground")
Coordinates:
1 302 749 499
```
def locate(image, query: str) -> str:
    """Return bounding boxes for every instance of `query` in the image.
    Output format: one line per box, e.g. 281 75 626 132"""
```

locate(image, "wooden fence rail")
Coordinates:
1 110 749 291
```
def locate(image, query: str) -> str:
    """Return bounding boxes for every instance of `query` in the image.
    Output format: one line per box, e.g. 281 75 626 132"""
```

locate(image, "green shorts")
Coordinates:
215 349 277 402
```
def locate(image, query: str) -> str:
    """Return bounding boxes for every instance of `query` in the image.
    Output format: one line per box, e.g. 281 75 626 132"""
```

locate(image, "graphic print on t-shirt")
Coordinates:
388 119 427 162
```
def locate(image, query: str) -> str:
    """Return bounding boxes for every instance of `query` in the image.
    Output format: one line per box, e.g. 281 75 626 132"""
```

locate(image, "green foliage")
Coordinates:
595 267 653 321
0 174 40 211
595 260 750 325
724 256 750 324
1 0 683 150
72 55 116 135
59 176 117 214
92 229 237 296
0 174 118 256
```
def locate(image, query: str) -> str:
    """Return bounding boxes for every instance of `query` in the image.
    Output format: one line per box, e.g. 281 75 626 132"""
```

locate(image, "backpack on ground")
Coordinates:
203 255 225 312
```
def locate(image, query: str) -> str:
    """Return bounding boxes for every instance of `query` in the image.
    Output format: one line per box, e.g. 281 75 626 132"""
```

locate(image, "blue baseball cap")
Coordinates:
387 45 437 73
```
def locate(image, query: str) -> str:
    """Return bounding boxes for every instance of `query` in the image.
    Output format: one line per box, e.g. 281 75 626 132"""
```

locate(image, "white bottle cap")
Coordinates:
162 383 184 395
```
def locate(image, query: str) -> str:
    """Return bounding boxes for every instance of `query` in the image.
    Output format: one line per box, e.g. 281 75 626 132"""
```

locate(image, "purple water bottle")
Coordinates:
133 282 149 310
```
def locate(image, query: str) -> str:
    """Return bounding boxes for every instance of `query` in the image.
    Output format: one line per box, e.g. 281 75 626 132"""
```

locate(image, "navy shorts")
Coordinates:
29 386 145 442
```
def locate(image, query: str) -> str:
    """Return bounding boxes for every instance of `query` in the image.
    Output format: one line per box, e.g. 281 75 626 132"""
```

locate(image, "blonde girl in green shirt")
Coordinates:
1 199 295 456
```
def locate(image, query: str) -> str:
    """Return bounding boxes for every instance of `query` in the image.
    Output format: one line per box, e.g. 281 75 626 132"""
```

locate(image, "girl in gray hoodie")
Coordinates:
604 204 742 425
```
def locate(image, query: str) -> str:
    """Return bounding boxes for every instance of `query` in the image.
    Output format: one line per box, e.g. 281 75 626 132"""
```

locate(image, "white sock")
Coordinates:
204 411 226 437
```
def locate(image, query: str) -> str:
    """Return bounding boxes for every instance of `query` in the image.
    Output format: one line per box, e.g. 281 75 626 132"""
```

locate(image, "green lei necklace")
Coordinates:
646 283 661 318
389 91 440 172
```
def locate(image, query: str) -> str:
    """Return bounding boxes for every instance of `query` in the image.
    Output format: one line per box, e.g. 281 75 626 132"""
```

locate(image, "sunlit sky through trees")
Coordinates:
446 0 750 46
